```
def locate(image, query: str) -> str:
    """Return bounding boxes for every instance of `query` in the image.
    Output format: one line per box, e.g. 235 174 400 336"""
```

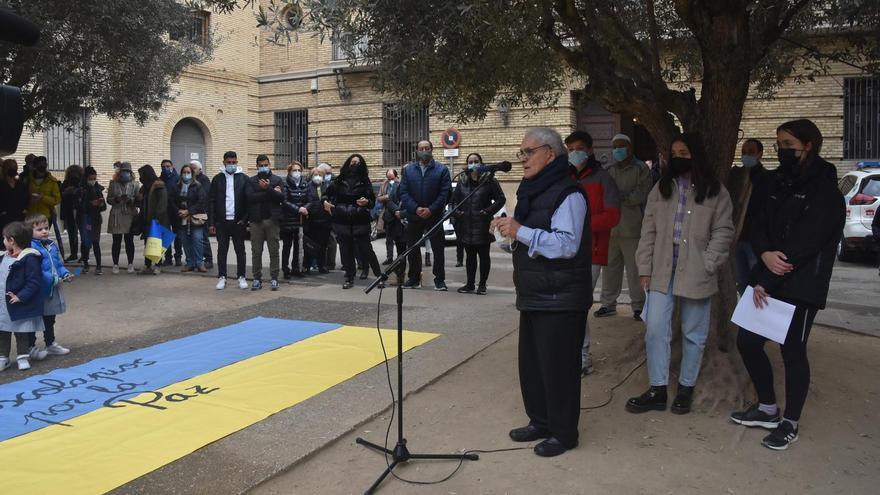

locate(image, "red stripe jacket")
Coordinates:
571 161 621 265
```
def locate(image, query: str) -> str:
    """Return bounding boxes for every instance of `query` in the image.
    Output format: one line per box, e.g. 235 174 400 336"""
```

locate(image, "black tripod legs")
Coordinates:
356 437 479 494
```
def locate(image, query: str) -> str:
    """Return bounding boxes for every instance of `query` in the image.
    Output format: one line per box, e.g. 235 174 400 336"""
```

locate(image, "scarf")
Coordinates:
515 153 570 220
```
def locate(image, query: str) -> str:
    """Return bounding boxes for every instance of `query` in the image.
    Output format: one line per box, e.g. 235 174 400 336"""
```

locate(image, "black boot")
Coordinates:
359 268 369 280
342 278 354 289
671 385 695 415
625 386 667 413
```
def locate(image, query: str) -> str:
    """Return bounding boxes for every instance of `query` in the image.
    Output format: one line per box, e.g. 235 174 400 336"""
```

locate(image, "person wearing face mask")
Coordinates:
730 119 845 451
628 133 733 416
399 140 452 290
378 168 405 267
77 167 107 275
595 134 653 321
564 131 621 376
244 154 286 291
1 159 29 235
318 163 339 271
280 161 310 279
189 160 214 269
323 154 381 289
174 164 209 273
23 156 62 222
208 151 249 290
159 160 183 268
136 165 167 275
452 153 505 294
731 139 768 294
59 164 84 262
304 167 332 274
107 162 139 274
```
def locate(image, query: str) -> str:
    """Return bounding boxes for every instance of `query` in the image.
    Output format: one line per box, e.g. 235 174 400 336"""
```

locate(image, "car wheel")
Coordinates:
837 237 855 262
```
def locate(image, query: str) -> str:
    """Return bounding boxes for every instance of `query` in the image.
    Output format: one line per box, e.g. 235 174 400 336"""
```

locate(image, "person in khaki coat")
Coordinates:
626 133 734 416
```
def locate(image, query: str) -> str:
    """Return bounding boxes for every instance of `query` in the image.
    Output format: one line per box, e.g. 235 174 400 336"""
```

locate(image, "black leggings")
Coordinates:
737 305 817 422
338 233 380 280
112 233 135 265
281 227 302 273
29 315 57 347
464 243 491 286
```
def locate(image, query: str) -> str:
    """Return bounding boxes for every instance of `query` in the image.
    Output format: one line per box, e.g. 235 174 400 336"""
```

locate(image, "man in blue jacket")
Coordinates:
399 140 452 290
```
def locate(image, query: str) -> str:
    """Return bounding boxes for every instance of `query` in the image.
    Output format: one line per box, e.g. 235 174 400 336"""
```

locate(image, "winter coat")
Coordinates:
59 177 81 225
748 157 845 309
207 172 248 227
637 178 735 299
107 179 140 234
141 180 169 231
606 158 652 238
31 238 70 300
245 172 286 222
732 162 768 242
77 182 106 227
399 160 452 219
327 169 375 238
0 179 29 229
452 173 506 245
572 159 621 265
281 175 311 231
306 181 332 226
173 179 208 225
379 179 404 239
2 248 44 321
26 173 62 219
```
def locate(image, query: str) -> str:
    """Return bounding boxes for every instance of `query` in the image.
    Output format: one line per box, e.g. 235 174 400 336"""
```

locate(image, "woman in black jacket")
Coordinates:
452 153 506 294
174 164 208 273
731 119 846 451
78 166 107 274
281 161 311 279
60 165 84 262
324 154 381 289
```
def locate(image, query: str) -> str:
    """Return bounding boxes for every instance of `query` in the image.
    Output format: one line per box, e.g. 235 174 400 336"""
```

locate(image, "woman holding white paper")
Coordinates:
627 133 734 416
731 119 845 451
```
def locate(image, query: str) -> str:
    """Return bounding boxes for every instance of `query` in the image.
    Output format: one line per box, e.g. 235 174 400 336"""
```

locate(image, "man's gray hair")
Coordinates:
189 160 203 170
525 127 566 156
317 162 332 173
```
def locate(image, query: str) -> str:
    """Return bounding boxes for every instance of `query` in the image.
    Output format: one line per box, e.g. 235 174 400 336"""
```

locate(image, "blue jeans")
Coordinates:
735 240 758 295
644 277 711 387
181 225 206 269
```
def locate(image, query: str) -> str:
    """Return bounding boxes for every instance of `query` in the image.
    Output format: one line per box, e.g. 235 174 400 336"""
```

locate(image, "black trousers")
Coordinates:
216 220 247 278
0 331 29 357
464 243 491 286
65 220 78 259
305 223 332 270
29 315 57 347
406 219 445 284
281 227 303 274
518 310 587 448
202 233 213 264
112 233 135 265
338 232 380 280
456 240 465 263
737 305 817 422
165 220 183 264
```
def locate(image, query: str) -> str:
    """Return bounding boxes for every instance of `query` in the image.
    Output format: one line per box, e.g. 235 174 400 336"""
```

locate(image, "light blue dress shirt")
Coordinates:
514 192 587 259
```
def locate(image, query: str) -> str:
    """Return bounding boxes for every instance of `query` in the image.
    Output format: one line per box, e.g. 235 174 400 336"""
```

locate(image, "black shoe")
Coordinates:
594 306 616 318
342 279 354 289
318 268 329 274
174 259 182 267
633 310 643 322
359 269 369 280
251 279 263 291
534 437 572 457
455 260 463 267
476 284 487 295
205 261 214 269
434 281 448 291
730 404 782 430
402 279 421 289
762 421 799 450
509 425 550 442
670 385 695 415
283 270 291 280
303 267 313 275
382 259 393 265
65 255 79 262
424 253 432 266
625 386 667 413
82 263 90 274
457 285 475 294
291 270 304 278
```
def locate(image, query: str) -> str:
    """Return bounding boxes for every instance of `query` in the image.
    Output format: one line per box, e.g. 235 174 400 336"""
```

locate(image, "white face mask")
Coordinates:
312 175 324 185
291 171 302 181
388 179 395 185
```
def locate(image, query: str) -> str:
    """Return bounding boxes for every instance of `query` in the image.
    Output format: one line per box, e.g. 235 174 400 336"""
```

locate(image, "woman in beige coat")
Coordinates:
626 133 734 415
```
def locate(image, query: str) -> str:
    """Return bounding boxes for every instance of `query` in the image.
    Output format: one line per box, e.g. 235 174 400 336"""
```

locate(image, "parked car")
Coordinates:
443 181 508 244
837 161 880 261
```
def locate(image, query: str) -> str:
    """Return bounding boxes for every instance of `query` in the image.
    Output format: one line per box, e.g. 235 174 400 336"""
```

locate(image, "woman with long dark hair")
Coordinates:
323 154 381 289
78 166 106 275
730 119 845 450
627 132 734 416
59 164 84 262
137 164 168 275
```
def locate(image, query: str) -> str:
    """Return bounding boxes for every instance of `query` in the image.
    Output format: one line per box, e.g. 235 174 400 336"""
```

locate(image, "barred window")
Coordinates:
43 109 90 171
844 76 879 160
331 33 369 61
170 10 210 46
274 110 309 167
382 103 429 168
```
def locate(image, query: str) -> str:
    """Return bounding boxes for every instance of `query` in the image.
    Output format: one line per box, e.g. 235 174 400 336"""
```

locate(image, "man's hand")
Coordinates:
356 197 369 207
274 185 282 193
490 217 521 239
6 292 20 304
298 206 308 216
259 179 270 190
323 201 334 213
753 284 769 309
208 226 216 235
761 251 793 276
640 276 651 292
416 207 431 219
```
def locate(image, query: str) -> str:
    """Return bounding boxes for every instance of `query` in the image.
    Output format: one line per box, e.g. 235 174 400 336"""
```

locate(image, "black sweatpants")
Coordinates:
405 219 445 284
29 315 57 347
216 220 247 279
464 243 491 286
112 233 135 266
305 223 332 270
518 310 587 448
338 233 380 280
737 305 818 422
281 227 303 274
0 331 29 357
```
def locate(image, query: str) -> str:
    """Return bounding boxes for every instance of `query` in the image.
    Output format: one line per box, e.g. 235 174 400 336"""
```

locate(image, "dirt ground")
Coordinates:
253 308 880 495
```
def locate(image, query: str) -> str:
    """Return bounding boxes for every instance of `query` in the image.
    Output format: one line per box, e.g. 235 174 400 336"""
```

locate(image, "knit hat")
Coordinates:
611 133 631 144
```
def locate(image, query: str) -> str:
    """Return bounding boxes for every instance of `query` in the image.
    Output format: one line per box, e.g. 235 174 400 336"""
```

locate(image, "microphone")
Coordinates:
475 161 512 174
0 9 40 46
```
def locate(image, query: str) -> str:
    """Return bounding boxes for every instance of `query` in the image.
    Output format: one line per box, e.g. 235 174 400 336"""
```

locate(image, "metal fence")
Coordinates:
274 110 309 167
381 103 429 168
43 109 90 171
170 10 210 46
844 76 879 160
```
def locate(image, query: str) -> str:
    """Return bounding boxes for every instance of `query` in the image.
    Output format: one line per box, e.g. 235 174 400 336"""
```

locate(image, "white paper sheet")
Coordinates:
731 286 796 344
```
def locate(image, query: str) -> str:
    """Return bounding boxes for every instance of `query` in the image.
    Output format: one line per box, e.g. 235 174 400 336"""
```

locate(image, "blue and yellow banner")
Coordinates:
144 219 176 263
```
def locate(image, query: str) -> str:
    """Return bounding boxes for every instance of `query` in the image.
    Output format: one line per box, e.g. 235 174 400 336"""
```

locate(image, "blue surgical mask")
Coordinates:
120 171 132 182
612 147 628 162
324 174 333 183
258 166 271 175
182 173 192 183
467 163 479 171
225 164 237 174
741 155 758 168
568 150 589 171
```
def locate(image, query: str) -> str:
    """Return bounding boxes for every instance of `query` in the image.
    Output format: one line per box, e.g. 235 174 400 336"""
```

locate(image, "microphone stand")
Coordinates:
357 170 500 494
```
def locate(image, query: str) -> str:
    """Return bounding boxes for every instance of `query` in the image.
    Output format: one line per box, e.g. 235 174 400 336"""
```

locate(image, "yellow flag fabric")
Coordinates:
143 236 165 263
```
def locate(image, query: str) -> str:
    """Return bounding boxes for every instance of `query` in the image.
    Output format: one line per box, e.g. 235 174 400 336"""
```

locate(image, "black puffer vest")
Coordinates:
513 178 592 312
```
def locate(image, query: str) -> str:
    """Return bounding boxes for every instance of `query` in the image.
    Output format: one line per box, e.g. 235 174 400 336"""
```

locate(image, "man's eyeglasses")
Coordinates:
516 144 550 161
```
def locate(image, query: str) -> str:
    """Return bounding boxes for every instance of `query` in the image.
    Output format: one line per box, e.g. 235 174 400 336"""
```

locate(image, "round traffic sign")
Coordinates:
441 127 461 149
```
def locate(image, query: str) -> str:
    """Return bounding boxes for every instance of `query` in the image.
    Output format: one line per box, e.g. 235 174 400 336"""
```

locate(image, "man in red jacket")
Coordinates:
565 131 621 375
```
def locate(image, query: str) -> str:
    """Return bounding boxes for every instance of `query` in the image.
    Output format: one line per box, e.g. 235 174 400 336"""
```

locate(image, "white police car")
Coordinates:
838 161 880 261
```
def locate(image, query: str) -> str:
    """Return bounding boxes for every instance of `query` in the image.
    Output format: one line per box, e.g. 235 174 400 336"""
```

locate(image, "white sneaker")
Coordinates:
28 346 48 361
153 266 161 275
16 355 30 370
216 277 227 290
127 265 135 274
46 343 70 355
0 357 10 371
112 265 120 274
238 277 248 290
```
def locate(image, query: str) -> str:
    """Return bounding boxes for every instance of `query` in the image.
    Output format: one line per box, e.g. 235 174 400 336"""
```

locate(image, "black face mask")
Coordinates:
669 157 693 175
5 168 16 178
777 148 802 169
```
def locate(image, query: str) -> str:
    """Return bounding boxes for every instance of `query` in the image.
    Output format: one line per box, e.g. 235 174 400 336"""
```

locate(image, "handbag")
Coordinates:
191 213 208 226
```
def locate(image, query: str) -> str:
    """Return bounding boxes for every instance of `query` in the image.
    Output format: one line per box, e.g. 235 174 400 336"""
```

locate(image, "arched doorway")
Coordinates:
170 118 207 171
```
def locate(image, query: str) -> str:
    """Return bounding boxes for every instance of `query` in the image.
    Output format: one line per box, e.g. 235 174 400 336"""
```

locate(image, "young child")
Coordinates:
0 221 45 371
27 213 72 357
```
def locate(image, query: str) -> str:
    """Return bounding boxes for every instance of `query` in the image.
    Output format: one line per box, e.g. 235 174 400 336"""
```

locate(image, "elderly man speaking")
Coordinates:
491 127 591 457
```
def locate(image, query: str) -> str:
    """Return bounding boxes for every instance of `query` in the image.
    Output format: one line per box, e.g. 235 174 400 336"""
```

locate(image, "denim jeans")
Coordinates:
644 276 711 387
181 225 206 269
735 240 758 295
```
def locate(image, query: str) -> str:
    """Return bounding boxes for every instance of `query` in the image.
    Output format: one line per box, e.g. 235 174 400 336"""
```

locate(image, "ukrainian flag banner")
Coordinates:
144 219 176 263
